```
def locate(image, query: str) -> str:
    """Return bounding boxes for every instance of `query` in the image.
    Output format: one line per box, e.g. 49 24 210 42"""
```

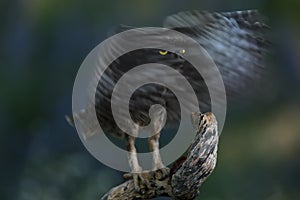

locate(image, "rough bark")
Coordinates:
101 112 219 200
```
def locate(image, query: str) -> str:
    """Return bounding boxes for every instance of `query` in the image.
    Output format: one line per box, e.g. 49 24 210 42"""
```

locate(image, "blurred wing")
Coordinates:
163 10 270 101
69 10 270 139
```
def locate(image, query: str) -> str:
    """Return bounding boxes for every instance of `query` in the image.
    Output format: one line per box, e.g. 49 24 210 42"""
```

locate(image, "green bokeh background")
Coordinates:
1 0 300 199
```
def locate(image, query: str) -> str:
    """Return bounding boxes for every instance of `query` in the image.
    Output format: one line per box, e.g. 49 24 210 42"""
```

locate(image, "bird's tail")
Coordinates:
65 105 100 140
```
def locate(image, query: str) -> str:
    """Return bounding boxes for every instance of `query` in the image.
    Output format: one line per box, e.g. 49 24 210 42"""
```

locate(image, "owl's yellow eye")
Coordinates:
181 49 186 54
159 50 168 55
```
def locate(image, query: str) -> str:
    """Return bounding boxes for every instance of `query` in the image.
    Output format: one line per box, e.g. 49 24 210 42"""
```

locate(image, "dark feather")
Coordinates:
70 10 270 139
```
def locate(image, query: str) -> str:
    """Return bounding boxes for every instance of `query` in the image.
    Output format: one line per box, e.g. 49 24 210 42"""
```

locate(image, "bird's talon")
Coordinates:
124 172 151 193
123 173 133 179
155 167 170 180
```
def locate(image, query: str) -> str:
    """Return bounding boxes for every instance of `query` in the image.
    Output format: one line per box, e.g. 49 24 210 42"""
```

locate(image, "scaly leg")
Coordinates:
125 134 142 173
148 133 164 169
124 134 150 194
148 132 170 179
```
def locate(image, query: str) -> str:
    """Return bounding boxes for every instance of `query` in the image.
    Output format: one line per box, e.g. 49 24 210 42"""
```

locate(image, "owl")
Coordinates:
67 10 269 193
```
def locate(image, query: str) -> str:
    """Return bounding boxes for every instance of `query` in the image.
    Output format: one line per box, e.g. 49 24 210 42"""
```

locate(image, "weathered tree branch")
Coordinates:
101 112 219 200
101 169 173 200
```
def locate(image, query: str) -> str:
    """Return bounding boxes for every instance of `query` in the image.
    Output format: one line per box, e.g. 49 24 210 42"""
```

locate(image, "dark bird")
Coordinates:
67 10 269 193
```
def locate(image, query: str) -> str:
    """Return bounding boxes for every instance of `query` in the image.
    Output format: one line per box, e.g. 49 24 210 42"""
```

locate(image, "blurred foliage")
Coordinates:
0 0 299 200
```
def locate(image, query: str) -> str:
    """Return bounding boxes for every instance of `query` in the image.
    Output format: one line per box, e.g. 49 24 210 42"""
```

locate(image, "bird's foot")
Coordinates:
123 167 170 194
123 171 151 194
153 167 170 180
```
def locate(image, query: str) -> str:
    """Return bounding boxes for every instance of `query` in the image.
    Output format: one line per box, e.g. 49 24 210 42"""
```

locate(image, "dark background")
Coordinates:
1 0 300 199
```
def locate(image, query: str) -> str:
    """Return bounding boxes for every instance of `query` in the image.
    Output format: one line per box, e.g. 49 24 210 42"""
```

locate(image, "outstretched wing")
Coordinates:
164 10 270 101
68 10 270 139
